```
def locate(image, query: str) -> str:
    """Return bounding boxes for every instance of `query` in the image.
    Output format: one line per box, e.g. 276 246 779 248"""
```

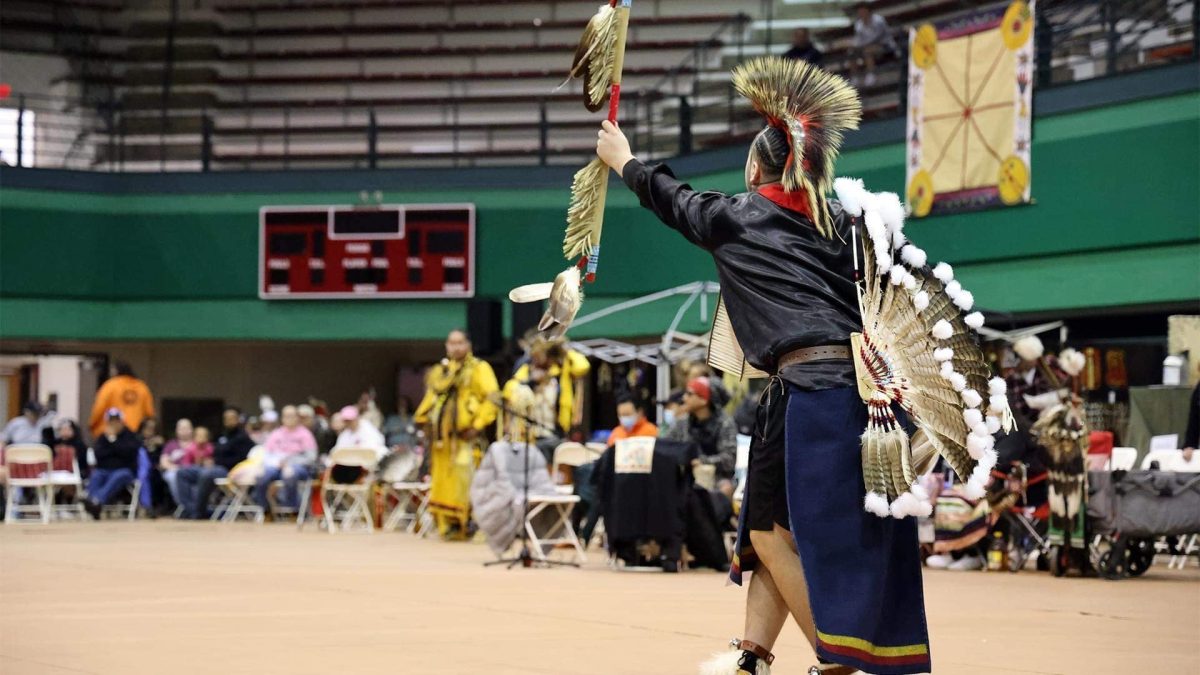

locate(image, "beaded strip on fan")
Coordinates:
835 178 1016 518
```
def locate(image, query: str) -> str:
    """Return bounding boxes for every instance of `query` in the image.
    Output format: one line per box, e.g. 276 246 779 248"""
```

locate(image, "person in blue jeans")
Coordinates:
252 405 318 514
84 408 142 519
176 406 254 519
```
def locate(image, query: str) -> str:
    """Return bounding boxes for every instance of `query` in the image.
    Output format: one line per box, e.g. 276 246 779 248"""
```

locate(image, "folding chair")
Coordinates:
1174 452 1200 473
1140 449 1181 471
213 446 267 523
1109 447 1138 471
47 445 86 520
269 475 314 523
382 480 431 533
526 493 586 563
551 442 599 495
321 447 379 533
3 444 53 524
99 480 143 521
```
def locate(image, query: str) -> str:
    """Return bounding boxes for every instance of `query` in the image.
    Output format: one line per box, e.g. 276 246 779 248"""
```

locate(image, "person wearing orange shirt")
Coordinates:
89 361 155 438
607 394 658 446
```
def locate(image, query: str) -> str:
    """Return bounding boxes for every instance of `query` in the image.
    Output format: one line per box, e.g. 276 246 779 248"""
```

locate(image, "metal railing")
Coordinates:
0 0 1194 172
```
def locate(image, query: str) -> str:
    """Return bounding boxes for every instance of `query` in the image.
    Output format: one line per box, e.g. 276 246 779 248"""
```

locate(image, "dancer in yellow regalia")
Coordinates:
414 329 499 538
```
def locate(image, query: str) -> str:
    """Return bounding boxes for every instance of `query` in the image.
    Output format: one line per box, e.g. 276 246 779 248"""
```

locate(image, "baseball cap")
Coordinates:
686 377 712 403
339 405 360 421
105 407 124 421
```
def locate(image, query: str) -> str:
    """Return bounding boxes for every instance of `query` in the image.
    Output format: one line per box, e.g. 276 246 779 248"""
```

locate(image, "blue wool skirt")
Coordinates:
731 385 932 674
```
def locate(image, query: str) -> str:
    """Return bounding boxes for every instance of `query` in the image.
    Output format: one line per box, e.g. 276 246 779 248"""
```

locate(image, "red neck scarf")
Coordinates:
755 183 813 220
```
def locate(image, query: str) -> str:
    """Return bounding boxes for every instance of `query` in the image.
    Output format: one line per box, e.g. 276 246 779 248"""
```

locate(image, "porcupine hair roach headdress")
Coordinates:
732 56 862 238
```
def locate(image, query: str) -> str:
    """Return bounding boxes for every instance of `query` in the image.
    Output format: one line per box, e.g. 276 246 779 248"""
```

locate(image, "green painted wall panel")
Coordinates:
1 92 1196 341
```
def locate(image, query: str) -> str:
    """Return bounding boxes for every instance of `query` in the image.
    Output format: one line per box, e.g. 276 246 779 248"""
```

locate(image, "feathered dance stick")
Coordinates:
563 0 632 283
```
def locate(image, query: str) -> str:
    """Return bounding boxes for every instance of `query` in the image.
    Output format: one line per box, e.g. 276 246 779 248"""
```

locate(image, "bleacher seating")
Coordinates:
0 0 1193 170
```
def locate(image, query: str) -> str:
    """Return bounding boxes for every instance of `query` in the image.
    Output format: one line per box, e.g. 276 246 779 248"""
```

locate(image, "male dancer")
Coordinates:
595 58 932 675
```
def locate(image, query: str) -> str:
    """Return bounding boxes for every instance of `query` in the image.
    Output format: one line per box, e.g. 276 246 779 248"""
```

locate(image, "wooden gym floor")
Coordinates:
2 521 1197 674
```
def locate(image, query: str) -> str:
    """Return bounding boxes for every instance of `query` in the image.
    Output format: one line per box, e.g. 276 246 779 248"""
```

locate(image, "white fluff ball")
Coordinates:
964 478 986 500
889 266 906 285
1060 348 1087 376
865 211 886 243
900 244 927 268
932 319 953 340
963 408 983 428
964 311 985 329
961 389 983 409
890 492 921 519
971 422 990 438
949 372 967 392
945 280 962 298
891 229 906 250
988 377 1007 396
833 177 866 215
863 491 890 517
953 290 975 311
914 498 934 518
874 248 892 274
940 361 955 378
985 415 1002 435
934 347 954 362
877 191 906 233
910 483 930 502
1013 335 1045 361
914 291 930 311
932 262 954 282
978 447 998 473
902 272 918 290
989 394 1009 414
966 433 987 459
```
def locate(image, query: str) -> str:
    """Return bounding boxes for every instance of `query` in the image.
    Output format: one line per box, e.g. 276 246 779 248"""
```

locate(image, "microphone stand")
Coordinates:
484 398 579 569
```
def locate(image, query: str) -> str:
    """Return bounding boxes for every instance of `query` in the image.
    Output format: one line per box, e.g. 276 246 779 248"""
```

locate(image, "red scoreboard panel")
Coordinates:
259 204 475 299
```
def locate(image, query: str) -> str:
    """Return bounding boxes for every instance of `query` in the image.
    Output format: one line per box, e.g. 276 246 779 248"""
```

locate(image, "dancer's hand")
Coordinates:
597 120 635 173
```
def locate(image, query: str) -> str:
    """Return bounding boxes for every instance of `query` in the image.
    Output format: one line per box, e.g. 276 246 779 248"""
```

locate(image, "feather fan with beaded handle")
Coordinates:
835 178 1016 518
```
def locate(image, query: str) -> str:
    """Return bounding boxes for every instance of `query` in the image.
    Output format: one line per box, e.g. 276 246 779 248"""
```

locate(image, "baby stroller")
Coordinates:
1086 469 1200 580
993 463 1052 572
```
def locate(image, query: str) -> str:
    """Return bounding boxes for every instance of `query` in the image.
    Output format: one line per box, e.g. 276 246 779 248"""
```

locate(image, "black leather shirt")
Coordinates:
622 159 861 390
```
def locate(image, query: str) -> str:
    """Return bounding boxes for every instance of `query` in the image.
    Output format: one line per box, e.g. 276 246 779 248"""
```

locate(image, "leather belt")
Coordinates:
776 344 851 371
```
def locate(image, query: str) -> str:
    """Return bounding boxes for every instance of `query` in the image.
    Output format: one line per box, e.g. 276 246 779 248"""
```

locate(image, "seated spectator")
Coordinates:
49 419 89 505
2 400 54 448
661 390 684 430
83 409 141 519
607 394 659 447
333 405 386 455
662 377 737 482
252 405 318 513
161 423 211 508
176 407 254 519
783 27 823 65
255 409 279 445
358 390 385 431
383 395 418 450
850 2 898 86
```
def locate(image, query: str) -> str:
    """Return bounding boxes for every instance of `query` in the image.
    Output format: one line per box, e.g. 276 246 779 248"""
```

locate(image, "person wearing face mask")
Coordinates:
606 394 658 447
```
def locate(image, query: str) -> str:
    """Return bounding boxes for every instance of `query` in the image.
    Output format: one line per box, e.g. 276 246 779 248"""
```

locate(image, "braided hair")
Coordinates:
751 125 789 179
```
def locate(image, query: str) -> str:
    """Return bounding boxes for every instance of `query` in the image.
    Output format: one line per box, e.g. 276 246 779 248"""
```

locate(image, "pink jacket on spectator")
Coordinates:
181 442 214 466
263 425 318 466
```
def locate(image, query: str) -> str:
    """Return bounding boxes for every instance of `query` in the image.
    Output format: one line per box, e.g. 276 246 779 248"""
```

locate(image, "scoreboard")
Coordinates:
259 203 474 299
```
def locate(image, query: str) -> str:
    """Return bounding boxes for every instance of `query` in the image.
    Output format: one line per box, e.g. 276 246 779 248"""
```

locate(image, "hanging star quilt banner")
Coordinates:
905 1 1034 217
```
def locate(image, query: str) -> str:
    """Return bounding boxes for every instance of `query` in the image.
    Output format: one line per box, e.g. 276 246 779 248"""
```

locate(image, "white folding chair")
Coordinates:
3 444 54 524
1109 447 1138 471
47 445 86 520
382 480 431 533
551 442 599 494
1173 452 1200 473
526 493 586 563
1141 449 1181 471
213 446 266 524
321 447 379 533
99 479 143 521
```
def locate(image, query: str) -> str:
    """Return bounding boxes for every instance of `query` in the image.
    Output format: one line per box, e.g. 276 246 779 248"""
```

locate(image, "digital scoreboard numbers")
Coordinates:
259 204 475 299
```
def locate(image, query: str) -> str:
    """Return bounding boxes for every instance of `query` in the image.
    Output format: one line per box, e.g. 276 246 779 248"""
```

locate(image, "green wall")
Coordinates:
1 91 1197 342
